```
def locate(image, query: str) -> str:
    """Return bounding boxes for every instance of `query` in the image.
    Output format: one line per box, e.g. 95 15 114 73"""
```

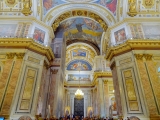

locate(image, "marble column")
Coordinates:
98 78 105 118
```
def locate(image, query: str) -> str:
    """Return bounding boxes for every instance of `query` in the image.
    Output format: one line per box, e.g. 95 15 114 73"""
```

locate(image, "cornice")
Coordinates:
64 71 112 87
107 18 160 31
0 38 54 61
92 71 112 85
0 16 54 38
106 40 160 61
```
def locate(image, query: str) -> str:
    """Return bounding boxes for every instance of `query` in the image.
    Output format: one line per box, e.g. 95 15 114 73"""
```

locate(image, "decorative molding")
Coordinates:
153 56 160 60
44 3 116 26
28 56 40 64
16 53 25 59
92 72 112 86
106 40 160 61
119 57 132 65
134 54 153 61
0 38 54 61
142 0 155 9
66 39 100 56
66 43 97 65
103 80 108 84
6 53 25 59
52 10 108 32
6 53 16 59
5 0 18 7
0 55 6 59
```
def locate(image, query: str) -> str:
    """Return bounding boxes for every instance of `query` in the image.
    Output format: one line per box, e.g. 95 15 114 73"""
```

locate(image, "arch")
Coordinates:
66 39 100 55
43 3 116 28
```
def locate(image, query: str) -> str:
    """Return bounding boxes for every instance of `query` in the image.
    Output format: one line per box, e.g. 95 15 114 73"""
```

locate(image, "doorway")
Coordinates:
74 98 84 117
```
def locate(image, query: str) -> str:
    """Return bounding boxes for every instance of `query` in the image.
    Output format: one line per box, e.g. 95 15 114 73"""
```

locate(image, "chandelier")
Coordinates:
75 88 84 99
75 71 84 99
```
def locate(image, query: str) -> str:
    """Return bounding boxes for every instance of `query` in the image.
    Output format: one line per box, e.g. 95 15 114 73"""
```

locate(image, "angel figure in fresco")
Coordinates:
71 63 78 70
83 18 100 31
82 63 88 70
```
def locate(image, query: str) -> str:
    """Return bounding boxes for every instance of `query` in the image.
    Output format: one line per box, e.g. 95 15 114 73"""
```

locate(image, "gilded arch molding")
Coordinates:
51 10 108 32
43 3 116 29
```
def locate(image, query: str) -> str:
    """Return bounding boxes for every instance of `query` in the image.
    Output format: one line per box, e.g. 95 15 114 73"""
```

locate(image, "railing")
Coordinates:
109 34 160 47
0 34 49 47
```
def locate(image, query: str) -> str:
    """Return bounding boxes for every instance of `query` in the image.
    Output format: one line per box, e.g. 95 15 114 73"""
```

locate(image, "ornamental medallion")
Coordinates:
143 0 154 8
5 0 17 7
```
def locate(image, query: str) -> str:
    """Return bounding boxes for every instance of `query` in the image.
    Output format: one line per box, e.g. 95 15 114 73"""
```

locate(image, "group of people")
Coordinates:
59 114 84 120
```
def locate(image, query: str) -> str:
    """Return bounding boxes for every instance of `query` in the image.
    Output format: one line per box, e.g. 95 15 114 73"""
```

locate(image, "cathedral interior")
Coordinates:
0 0 160 120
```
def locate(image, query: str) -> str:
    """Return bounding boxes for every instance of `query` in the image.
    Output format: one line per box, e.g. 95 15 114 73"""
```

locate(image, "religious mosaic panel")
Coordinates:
67 60 92 71
68 74 90 81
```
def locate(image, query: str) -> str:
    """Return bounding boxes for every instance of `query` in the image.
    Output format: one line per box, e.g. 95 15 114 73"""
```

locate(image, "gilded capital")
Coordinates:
51 69 58 74
6 53 16 59
16 53 25 59
103 80 108 84
134 54 143 60
143 54 152 61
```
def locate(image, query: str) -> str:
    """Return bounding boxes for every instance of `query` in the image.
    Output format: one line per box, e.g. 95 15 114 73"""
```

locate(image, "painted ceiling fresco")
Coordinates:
43 0 117 15
67 60 92 71
55 17 103 48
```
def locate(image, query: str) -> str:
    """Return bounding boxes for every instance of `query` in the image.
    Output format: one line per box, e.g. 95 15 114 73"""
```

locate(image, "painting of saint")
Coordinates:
114 28 126 43
33 27 45 43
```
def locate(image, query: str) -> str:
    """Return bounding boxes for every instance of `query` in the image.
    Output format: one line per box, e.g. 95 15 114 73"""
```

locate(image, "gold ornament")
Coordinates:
22 0 32 16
